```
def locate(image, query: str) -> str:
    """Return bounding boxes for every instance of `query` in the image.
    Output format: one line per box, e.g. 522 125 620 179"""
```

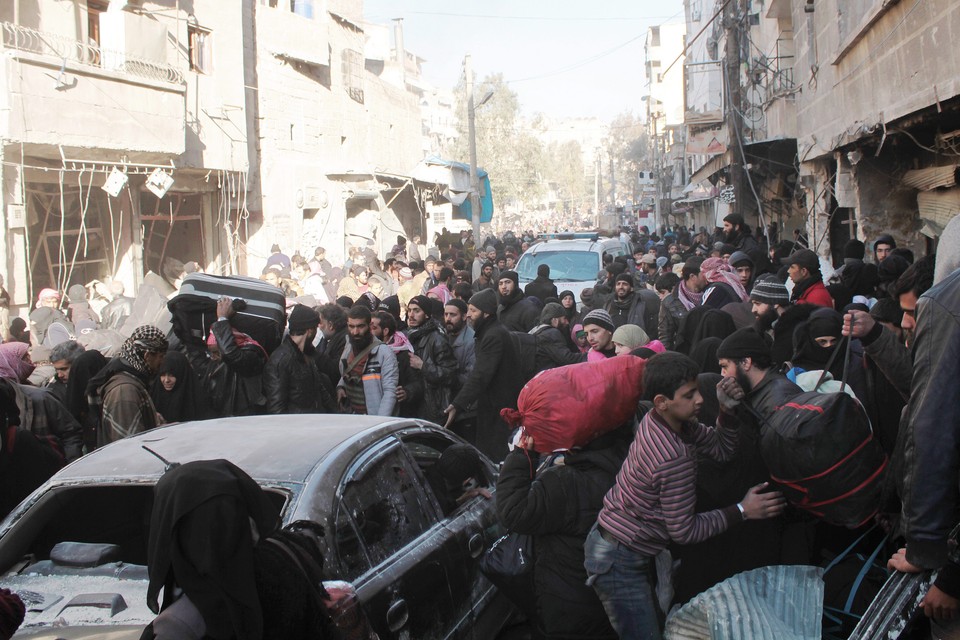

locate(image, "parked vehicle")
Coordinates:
515 234 631 306
0 416 509 639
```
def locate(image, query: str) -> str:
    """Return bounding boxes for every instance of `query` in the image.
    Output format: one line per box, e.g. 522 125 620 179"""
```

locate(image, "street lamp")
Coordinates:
464 55 492 251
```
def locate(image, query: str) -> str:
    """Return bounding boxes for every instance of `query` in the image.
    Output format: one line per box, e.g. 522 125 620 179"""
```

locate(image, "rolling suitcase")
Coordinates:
168 274 287 353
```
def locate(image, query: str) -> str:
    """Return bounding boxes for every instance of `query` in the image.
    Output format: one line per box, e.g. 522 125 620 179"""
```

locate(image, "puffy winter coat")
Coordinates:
263 337 333 414
404 320 458 424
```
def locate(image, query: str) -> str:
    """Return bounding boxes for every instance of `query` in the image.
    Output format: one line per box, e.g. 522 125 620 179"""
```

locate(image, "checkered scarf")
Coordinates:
119 325 169 375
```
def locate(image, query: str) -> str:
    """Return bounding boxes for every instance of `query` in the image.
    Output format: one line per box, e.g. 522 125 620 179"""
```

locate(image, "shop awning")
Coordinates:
411 157 493 223
687 153 730 186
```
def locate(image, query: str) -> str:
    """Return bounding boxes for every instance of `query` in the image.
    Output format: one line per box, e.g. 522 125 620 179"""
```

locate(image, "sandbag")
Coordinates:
760 391 887 528
501 356 645 453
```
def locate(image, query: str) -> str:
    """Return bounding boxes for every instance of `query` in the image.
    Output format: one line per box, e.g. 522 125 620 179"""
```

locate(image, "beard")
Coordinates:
724 228 739 243
755 307 779 332
735 365 754 394
349 331 373 352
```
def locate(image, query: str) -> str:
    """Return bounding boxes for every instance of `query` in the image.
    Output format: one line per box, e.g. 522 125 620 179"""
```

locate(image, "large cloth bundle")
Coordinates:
168 274 287 354
760 391 887 528
501 356 645 453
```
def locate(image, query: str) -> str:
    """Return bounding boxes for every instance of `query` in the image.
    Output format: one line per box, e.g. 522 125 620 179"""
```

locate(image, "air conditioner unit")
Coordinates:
6 205 26 229
295 186 328 210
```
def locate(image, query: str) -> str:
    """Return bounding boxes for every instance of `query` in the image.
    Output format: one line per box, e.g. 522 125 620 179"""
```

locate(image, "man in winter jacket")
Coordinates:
90 325 167 447
531 303 586 372
722 213 760 255
444 288 524 461
887 262 960 633
497 271 540 332
524 264 559 303
337 305 399 416
659 257 707 351
403 296 458 424
497 427 631 639
444 300 477 442
783 249 833 308
604 273 660 337
263 304 335 414
184 296 268 417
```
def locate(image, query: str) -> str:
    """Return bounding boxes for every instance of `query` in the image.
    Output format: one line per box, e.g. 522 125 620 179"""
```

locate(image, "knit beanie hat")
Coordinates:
750 276 790 305
728 251 754 268
408 295 434 317
68 284 87 304
843 239 866 261
612 324 649 349
614 273 633 286
581 309 615 333
445 298 468 315
539 302 565 325
498 270 520 287
717 327 772 361
468 288 498 315
288 304 320 332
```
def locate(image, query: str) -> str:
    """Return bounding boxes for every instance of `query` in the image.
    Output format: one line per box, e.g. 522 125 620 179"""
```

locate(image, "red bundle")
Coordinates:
501 356 645 453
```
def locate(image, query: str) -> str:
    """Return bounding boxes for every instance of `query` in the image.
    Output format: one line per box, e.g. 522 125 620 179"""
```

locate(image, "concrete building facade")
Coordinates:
678 0 960 264
0 0 428 315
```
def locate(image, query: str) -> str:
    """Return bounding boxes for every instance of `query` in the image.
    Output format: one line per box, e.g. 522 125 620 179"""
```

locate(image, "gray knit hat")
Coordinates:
539 302 566 325
468 288 498 315
581 308 615 333
749 276 790 305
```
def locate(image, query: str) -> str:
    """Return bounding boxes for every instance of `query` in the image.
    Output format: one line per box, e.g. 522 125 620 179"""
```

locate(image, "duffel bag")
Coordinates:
760 391 887 528
500 355 645 453
169 273 287 353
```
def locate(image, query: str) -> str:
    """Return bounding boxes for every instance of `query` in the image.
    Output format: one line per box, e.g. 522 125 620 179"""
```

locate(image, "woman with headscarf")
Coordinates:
0 342 84 461
87 325 168 448
65 349 108 453
143 460 340 640
150 351 203 423
787 308 868 401
7 318 29 345
689 337 723 375
559 290 577 322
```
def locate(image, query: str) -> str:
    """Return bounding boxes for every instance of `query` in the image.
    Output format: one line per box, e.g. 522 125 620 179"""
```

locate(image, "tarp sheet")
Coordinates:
411 156 493 223
664 565 825 640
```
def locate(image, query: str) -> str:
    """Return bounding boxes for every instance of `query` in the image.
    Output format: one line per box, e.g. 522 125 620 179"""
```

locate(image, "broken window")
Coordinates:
341 48 364 104
334 445 434 580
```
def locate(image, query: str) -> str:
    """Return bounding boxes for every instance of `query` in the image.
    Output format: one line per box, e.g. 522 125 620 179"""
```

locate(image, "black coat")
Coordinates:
263 337 334 414
531 325 586 373
185 320 267 418
496 430 630 639
318 329 347 385
604 289 661 337
524 276 559 303
404 320 458 424
452 316 524 461
498 292 540 333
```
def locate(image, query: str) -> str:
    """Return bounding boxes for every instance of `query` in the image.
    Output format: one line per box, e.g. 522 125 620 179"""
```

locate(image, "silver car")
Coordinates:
0 416 509 639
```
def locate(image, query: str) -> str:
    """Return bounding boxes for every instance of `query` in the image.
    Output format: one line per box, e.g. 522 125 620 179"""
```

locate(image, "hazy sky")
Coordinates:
362 0 686 122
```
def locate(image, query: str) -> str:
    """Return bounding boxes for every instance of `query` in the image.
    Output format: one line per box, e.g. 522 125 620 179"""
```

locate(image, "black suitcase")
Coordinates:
168 274 287 353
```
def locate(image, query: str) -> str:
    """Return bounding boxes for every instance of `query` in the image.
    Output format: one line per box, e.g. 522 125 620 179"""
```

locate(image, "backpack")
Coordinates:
759 390 887 528
509 331 539 383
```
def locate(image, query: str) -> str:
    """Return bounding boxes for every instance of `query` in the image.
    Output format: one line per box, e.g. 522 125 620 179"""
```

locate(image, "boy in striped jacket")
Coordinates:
583 352 786 639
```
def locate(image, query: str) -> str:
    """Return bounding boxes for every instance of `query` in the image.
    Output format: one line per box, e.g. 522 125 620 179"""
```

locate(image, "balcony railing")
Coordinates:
1 22 183 85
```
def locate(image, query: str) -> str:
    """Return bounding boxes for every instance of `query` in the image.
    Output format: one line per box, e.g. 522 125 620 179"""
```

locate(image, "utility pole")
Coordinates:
464 55 482 248
594 148 600 225
724 0 745 218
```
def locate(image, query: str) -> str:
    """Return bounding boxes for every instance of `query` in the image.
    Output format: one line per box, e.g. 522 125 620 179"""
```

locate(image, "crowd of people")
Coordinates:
0 211 958 639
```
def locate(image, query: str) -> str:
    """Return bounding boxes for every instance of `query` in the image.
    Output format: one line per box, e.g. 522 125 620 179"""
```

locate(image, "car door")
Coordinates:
397 430 504 639
332 437 458 639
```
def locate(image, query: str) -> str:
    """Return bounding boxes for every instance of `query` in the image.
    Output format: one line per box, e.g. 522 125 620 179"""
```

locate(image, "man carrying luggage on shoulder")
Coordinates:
584 352 786 640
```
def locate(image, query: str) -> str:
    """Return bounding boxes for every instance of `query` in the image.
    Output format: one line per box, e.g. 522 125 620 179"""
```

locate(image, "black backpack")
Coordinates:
509 331 539 383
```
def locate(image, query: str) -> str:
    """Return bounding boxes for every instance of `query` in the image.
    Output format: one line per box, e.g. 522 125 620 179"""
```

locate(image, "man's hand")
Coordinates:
887 547 924 573
739 482 787 520
336 388 348 410
843 310 875 339
216 296 235 319
922 585 960 620
717 377 745 412
396 386 408 402
409 354 423 370
442 404 457 429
